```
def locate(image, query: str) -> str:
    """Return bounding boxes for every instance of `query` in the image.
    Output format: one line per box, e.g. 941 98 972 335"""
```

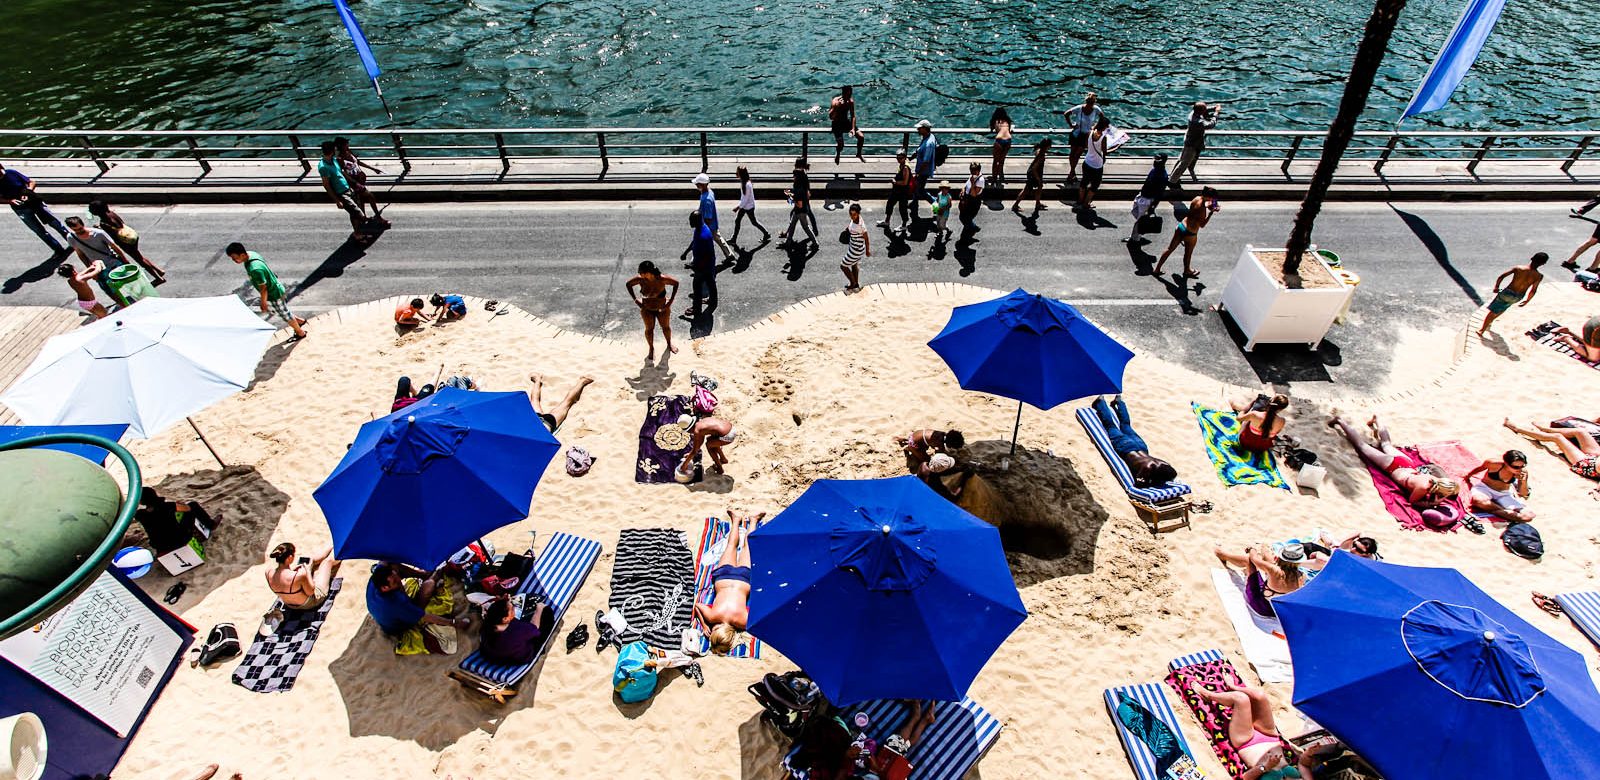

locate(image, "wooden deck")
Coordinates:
0 306 84 425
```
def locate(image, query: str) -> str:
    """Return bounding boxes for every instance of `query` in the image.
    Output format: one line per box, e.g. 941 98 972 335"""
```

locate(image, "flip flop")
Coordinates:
1532 592 1564 616
163 582 187 604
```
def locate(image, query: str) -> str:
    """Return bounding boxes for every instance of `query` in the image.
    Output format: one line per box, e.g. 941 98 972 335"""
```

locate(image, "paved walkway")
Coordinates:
1 198 1591 397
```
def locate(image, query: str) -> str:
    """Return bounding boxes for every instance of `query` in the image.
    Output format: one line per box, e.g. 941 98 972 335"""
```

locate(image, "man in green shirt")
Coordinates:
318 140 370 240
227 241 307 339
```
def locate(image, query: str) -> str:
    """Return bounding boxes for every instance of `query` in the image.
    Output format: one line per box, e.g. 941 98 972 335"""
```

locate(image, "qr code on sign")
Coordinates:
136 666 155 687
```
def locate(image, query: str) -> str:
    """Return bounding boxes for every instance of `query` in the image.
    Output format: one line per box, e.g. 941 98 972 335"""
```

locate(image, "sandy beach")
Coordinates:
98 279 1600 780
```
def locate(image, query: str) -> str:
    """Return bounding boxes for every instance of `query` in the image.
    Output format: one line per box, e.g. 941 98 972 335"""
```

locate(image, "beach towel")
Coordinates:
1210 569 1292 683
636 394 701 483
395 578 458 655
1530 323 1600 370
1105 683 1209 780
691 517 761 658
1192 403 1289 490
1362 445 1466 533
608 528 696 649
1416 440 1480 484
1165 650 1251 779
232 579 342 693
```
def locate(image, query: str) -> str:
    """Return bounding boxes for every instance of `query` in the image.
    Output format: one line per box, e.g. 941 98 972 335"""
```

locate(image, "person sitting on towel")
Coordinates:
694 509 762 655
893 428 966 474
1464 449 1534 523
1214 543 1306 619
478 595 553 666
1230 393 1289 453
264 542 340 611
1092 395 1179 487
367 562 469 655
1303 532 1380 568
1193 682 1304 780
1328 413 1460 510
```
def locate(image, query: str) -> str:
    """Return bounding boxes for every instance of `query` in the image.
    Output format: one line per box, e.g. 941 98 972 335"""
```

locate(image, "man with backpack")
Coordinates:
911 120 944 219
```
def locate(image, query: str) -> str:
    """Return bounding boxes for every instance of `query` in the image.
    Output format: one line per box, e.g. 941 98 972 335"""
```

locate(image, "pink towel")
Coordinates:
1363 446 1467 533
1416 440 1481 484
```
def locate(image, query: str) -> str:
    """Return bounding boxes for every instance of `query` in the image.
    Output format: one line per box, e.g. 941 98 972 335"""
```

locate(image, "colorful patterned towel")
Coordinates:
692 517 761 658
636 394 701 483
1362 445 1467 533
232 579 342 693
1191 403 1289 490
1165 651 1253 780
608 528 696 649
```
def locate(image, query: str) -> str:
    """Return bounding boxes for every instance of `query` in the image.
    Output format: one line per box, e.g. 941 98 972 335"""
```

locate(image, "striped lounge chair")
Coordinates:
1075 406 1193 534
449 532 602 702
1554 592 1600 650
1105 683 1204 780
782 697 1001 780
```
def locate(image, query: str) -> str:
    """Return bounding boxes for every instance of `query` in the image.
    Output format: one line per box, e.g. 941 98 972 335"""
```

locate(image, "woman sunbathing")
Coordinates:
1094 396 1179 487
1504 418 1600 481
1215 543 1305 619
1328 413 1459 509
1194 682 1305 780
894 428 965 473
694 509 762 654
1231 394 1289 453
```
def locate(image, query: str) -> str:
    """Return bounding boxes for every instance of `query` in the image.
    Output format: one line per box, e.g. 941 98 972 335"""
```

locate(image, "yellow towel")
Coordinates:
395 578 458 656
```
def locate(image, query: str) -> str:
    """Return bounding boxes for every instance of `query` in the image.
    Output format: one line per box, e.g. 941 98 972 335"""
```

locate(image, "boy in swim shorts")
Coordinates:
1479 252 1545 335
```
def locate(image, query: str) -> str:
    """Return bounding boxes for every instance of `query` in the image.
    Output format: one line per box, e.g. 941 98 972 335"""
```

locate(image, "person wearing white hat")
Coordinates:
693 173 735 263
911 120 939 218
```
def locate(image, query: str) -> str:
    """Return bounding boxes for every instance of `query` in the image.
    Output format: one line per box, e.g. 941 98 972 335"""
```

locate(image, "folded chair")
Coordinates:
1554 592 1600 650
1076 406 1193 534
1105 682 1205 780
449 532 602 702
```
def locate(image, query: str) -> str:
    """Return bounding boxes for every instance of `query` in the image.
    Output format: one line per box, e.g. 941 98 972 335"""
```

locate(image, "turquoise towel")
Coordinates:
1192 403 1290 490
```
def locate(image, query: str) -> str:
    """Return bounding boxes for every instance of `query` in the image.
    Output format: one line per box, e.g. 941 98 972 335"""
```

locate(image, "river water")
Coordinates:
0 0 1593 132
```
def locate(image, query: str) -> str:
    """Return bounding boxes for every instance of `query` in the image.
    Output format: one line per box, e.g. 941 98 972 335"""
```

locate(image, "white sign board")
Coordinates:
0 571 183 736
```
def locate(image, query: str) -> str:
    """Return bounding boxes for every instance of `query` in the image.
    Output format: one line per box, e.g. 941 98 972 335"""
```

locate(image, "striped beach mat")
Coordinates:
859 697 1002 780
1191 403 1289 490
1105 683 1207 780
1554 592 1600 650
1076 406 1192 504
232 578 343 693
691 517 761 658
609 528 696 649
455 533 601 688
1529 323 1600 370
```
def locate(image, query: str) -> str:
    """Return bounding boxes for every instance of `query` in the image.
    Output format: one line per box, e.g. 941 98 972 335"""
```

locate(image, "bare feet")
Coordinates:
578 375 595 388
669 343 680 354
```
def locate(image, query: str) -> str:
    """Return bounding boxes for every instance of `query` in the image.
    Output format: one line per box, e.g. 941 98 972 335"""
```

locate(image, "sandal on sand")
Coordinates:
1532 592 1564 616
1191 500 1215 514
564 622 589 653
1461 515 1486 535
484 300 499 312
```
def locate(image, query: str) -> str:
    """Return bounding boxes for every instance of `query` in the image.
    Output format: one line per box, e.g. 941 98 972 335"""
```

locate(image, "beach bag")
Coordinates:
1502 524 1544 560
612 641 659 703
934 143 950 167
1419 502 1461 531
692 386 718 415
565 446 595 477
191 622 241 668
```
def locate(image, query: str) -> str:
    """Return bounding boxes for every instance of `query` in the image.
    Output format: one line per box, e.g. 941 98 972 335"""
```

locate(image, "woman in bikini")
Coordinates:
1232 394 1289 453
624 260 680 361
1194 682 1302 780
1214 543 1305 619
1504 418 1600 481
1328 413 1460 508
989 107 1013 187
264 542 340 611
694 509 763 655
893 428 966 474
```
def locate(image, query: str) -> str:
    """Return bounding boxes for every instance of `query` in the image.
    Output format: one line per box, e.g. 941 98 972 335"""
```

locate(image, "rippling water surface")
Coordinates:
0 0 1594 131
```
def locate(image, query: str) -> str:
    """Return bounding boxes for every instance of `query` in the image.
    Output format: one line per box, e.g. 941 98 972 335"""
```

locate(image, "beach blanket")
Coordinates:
608 528 696 649
1210 569 1292 683
1165 651 1252 779
691 517 761 658
1417 440 1480 483
1530 323 1600 370
232 579 343 693
637 394 702 483
1362 445 1466 533
1191 403 1289 490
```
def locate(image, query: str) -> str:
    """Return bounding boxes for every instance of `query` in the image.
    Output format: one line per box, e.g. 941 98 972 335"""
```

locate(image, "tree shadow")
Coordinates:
779 240 819 282
1391 205 1483 306
285 235 376 301
1216 312 1341 384
127 466 290 610
2 248 71 294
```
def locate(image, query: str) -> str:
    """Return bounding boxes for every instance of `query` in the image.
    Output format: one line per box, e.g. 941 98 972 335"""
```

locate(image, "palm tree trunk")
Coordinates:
1284 0 1410 277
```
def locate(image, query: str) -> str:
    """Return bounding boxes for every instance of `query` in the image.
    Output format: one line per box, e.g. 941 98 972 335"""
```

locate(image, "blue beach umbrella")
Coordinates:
314 387 560 570
929 288 1134 453
747 476 1027 705
1274 553 1600 780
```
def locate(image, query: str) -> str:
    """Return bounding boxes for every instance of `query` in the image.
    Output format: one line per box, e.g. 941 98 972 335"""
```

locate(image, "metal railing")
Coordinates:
0 126 1594 177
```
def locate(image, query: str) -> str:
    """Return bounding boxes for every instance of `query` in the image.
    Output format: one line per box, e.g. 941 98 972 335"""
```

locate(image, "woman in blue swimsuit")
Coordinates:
695 509 763 654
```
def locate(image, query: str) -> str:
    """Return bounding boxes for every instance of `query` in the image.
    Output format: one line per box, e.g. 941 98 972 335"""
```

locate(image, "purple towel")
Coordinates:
637 394 701 484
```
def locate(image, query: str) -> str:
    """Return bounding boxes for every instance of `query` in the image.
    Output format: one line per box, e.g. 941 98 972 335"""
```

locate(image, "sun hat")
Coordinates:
939 180 951 189
1277 543 1308 564
692 173 711 185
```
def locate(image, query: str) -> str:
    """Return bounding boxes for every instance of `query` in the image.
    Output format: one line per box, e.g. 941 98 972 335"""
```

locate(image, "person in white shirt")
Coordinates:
1077 116 1113 211
1062 92 1105 181
730 166 770 244
957 162 985 230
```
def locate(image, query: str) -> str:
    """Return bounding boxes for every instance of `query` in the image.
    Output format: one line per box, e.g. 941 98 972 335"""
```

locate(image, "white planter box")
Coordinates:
1219 245 1353 351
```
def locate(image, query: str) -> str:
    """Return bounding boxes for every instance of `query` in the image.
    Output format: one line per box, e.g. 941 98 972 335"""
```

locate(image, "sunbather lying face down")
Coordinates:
1328 413 1459 509
694 509 763 654
1093 396 1179 487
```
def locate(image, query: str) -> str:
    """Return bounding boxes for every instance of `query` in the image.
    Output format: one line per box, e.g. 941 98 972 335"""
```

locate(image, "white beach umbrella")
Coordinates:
0 296 276 457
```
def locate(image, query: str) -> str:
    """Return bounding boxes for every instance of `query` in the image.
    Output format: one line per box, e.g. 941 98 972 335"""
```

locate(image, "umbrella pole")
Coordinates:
1009 401 1022 457
187 417 227 469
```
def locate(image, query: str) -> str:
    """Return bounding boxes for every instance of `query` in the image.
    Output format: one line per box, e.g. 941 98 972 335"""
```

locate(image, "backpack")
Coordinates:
565 446 595 477
191 622 241 668
1502 523 1544 560
934 143 950 167
692 386 718 416
612 641 659 703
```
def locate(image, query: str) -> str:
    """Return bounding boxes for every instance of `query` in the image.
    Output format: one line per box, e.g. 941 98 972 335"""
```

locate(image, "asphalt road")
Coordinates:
2 194 1589 394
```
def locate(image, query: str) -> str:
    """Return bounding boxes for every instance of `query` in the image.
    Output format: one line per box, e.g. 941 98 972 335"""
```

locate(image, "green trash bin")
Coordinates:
107 264 158 305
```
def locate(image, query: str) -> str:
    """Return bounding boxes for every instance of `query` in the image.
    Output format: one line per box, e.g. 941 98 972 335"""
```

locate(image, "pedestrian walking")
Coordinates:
625 260 680 360
1011 139 1052 213
912 120 940 217
1169 102 1221 184
878 150 914 235
989 107 1014 187
730 166 769 244
87 200 166 284
1561 215 1600 273
840 203 869 293
830 86 865 164
1076 116 1113 211
1480 253 1546 335
680 211 718 318
932 182 954 243
1154 187 1220 279
958 162 985 229
1125 153 1170 244
692 173 736 262
318 141 379 242
1574 193 1599 217
779 157 818 246
58 263 108 319
1062 92 1105 182
64 216 132 303
0 163 69 253
335 136 386 219
226 242 307 339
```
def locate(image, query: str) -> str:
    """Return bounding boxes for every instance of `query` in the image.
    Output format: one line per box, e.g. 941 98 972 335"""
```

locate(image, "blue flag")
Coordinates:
1400 0 1506 120
332 0 382 81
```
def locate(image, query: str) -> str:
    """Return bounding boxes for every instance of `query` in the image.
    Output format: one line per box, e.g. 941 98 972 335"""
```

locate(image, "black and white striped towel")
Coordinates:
608 528 696 649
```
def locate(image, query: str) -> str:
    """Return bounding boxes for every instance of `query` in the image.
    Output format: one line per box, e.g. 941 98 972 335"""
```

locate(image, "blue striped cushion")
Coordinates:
854 697 1001 780
1555 592 1600 650
1075 407 1191 504
1105 683 1193 780
458 532 602 685
1168 648 1226 672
